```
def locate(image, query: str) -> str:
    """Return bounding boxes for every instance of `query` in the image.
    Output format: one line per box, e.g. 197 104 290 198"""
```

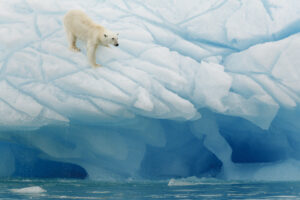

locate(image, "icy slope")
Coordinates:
0 0 300 180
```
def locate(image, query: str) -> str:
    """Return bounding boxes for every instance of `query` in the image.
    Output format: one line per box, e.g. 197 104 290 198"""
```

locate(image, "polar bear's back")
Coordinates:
64 10 99 40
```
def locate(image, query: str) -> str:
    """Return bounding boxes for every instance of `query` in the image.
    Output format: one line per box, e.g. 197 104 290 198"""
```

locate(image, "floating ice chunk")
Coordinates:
168 178 195 186
168 176 221 186
10 186 46 194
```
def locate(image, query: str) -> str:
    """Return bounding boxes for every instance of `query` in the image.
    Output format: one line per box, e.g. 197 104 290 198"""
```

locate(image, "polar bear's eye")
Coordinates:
112 38 115 40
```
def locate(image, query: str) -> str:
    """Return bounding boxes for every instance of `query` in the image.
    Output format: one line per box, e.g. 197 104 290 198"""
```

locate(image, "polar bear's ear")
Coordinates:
104 34 107 37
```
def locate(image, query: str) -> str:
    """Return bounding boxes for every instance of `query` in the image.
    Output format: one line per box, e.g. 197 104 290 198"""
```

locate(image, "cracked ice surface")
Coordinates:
0 0 300 180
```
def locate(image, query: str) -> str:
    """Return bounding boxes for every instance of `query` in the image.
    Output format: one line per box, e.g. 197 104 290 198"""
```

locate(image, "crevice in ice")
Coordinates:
279 83 300 102
97 60 193 115
33 13 41 38
89 71 132 98
115 1 239 59
177 0 229 26
84 98 117 119
107 65 178 117
0 98 30 118
141 23 212 62
121 0 131 10
133 0 166 22
6 82 68 123
261 0 274 21
49 80 137 120
31 42 81 66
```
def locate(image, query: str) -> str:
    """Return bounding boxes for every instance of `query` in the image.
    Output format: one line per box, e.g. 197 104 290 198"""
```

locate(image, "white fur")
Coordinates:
63 10 119 67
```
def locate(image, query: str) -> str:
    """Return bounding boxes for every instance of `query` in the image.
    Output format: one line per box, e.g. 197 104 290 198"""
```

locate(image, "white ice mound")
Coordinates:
0 0 300 180
10 186 46 194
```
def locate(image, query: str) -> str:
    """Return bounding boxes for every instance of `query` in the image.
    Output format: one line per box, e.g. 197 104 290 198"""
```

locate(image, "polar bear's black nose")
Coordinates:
115 43 119 47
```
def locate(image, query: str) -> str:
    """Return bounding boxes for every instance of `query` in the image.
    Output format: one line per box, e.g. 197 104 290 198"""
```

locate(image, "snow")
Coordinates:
0 0 300 181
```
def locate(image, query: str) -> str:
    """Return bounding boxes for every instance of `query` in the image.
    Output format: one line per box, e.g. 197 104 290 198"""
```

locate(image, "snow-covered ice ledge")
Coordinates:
0 0 300 180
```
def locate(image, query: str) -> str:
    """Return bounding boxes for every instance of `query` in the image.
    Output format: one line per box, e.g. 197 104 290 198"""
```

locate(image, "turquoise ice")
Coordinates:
0 0 300 180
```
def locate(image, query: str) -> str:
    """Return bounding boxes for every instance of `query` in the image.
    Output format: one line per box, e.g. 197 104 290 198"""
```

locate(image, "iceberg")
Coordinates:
0 0 300 181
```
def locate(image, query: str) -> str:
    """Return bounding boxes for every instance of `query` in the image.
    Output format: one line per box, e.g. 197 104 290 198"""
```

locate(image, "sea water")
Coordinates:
0 178 300 200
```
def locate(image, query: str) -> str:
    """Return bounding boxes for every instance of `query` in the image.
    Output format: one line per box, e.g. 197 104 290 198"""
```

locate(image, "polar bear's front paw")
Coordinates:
92 64 102 68
70 47 81 52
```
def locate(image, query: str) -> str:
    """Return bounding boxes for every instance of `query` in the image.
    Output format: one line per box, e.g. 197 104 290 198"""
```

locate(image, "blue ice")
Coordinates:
0 0 300 181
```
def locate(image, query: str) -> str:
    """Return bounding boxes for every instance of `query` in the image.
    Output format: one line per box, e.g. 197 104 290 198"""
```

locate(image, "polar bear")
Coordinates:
63 10 119 67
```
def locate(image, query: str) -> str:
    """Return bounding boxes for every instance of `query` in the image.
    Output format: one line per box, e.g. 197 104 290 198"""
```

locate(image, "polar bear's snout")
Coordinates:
112 35 119 47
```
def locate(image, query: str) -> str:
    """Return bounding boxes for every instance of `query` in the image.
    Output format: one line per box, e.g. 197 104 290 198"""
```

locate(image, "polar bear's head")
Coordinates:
103 31 119 47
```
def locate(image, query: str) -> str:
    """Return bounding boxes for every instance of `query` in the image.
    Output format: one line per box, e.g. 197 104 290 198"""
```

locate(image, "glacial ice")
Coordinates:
0 0 300 181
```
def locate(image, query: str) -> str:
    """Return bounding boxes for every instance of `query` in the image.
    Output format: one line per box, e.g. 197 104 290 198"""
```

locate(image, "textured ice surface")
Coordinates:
0 0 300 180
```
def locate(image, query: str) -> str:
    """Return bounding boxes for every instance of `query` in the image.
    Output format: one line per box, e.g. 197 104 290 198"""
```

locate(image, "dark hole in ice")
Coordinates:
13 158 87 179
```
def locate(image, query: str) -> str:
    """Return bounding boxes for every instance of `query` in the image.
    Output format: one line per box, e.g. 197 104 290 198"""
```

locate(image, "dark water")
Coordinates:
0 178 300 199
